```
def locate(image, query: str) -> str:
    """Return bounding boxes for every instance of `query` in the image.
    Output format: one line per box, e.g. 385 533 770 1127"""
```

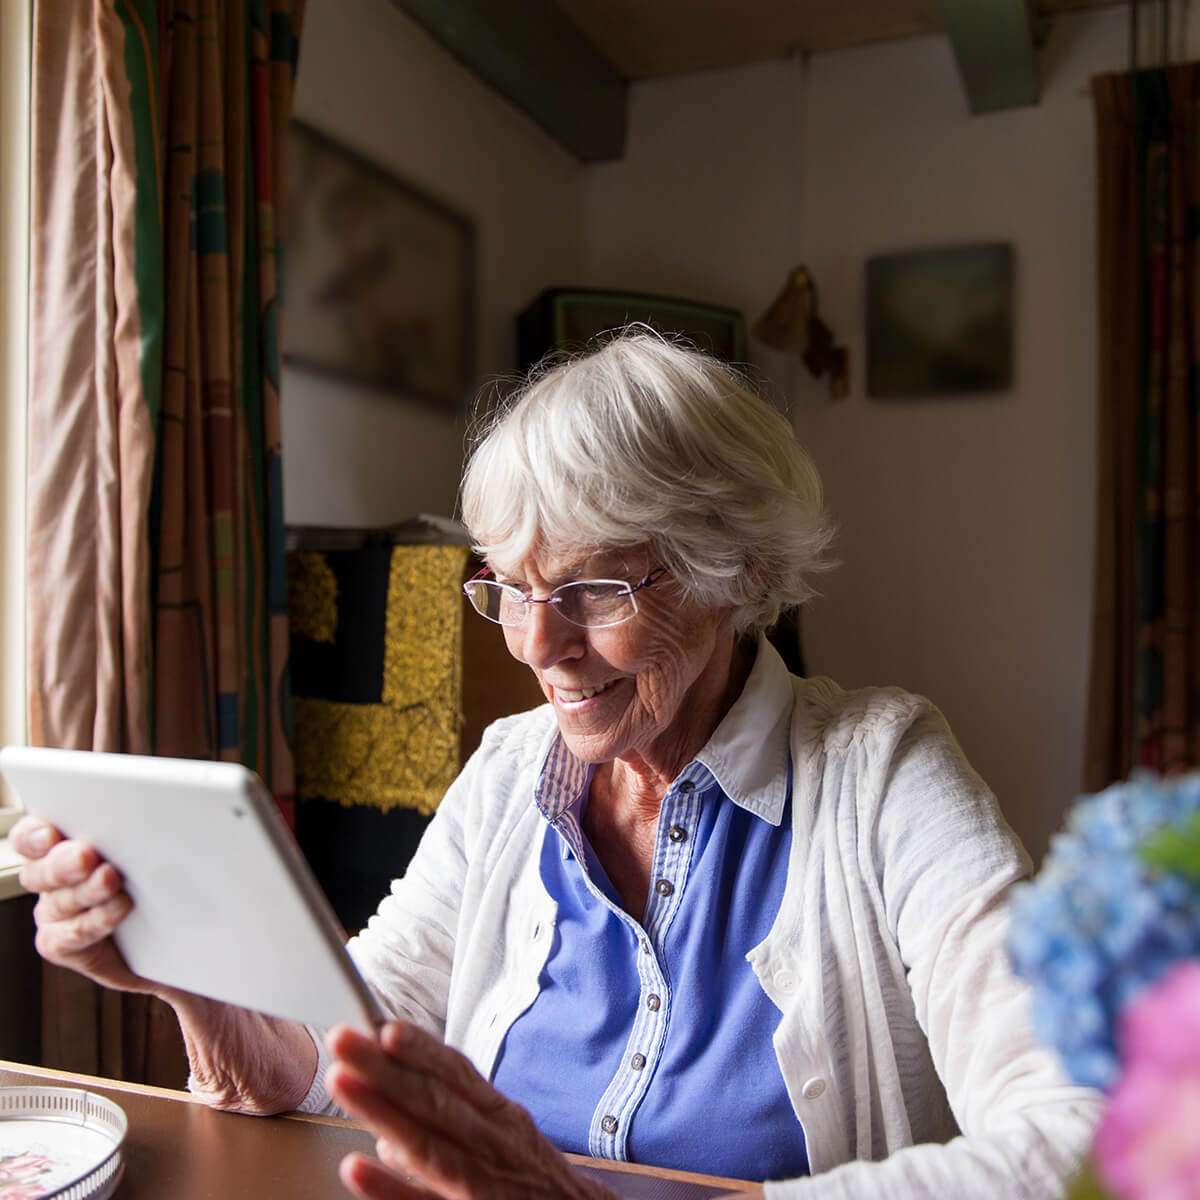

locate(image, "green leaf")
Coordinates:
1140 811 1200 881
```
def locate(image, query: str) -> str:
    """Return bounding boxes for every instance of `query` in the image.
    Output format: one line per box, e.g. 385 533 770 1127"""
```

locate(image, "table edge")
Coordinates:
563 1151 752 1189
1 1060 754 1187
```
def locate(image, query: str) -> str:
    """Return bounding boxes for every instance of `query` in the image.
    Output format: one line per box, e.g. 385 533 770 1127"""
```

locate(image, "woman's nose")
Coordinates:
508 599 585 669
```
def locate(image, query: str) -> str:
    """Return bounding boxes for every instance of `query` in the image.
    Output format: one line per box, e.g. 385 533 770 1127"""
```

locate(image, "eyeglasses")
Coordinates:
463 566 668 629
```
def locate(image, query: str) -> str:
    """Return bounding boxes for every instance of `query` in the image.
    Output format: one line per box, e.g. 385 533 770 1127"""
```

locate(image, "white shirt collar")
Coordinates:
694 633 792 826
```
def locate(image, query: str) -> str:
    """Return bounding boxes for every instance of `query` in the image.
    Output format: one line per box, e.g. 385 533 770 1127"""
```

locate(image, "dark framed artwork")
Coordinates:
284 120 475 408
866 242 1013 398
517 288 747 372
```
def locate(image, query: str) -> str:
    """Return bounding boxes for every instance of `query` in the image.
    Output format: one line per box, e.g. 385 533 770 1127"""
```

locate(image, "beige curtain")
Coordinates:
28 0 167 1085
28 0 304 1086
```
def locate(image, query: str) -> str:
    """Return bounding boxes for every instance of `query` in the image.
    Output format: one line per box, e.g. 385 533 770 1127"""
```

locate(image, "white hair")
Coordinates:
459 330 836 634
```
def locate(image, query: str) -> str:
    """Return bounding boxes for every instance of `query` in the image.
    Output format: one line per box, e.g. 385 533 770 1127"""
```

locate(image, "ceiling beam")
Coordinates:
390 0 627 163
938 0 1041 114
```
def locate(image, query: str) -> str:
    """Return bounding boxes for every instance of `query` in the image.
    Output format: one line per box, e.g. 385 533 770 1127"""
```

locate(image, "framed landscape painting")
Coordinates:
284 121 475 408
866 242 1013 398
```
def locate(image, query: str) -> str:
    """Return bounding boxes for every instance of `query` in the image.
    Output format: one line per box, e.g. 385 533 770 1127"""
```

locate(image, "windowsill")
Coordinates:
0 836 25 901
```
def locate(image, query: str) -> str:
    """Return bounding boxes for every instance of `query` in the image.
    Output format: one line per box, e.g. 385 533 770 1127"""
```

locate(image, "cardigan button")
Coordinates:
802 1077 826 1100
774 969 798 994
601 1115 618 1134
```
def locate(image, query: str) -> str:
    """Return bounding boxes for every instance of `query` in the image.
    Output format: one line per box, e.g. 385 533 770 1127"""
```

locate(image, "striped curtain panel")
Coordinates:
1087 67 1200 790
28 0 304 1084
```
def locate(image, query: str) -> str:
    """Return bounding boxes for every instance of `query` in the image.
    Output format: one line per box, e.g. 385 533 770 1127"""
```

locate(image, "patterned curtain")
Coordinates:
28 0 304 1085
1087 67 1200 790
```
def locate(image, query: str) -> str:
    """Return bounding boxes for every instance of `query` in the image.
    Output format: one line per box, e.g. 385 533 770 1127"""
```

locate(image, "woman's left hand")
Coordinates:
326 1021 615 1200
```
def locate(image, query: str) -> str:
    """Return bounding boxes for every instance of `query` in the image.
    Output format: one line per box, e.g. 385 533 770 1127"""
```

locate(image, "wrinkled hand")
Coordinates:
326 1022 616 1200
13 815 152 994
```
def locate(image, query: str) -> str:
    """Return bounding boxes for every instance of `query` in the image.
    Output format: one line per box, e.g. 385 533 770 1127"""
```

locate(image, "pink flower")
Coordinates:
1095 961 1200 1200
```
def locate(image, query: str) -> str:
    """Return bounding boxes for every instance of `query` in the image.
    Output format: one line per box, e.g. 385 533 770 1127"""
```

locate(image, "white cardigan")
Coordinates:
302 655 1101 1198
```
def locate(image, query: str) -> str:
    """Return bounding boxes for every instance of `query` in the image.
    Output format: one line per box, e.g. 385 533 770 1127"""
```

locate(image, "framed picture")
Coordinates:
517 288 747 372
284 120 475 408
866 242 1013 398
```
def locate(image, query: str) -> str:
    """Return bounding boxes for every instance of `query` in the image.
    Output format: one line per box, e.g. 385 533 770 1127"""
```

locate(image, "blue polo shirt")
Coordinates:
491 643 808 1181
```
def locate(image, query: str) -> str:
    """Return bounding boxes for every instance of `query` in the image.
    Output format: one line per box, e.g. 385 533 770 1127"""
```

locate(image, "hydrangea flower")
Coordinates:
1093 961 1200 1199
1007 772 1200 1090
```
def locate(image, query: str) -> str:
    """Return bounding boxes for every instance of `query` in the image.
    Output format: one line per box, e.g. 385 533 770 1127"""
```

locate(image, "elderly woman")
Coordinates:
15 332 1099 1199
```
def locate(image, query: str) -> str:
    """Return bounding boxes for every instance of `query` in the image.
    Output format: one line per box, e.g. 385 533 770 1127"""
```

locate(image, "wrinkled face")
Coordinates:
494 546 732 767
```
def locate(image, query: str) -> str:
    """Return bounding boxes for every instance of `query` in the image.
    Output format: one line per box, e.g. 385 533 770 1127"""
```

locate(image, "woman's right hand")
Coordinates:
15 814 318 1114
14 815 154 995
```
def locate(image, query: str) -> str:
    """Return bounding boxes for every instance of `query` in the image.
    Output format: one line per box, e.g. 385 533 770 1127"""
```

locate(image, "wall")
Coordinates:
282 3 1190 861
581 8 1177 862
584 55 803 330
283 0 585 526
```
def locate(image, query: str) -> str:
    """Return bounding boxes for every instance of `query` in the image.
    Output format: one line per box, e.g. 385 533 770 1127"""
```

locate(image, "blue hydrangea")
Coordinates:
1007 771 1200 1091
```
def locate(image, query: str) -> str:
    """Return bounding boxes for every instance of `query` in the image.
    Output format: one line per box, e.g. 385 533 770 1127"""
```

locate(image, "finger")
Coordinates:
374 1140 445 1198
327 1030 507 1159
10 816 62 860
35 891 132 960
330 1066 484 1200
379 1023 505 1113
34 862 123 924
331 1024 502 1117
332 1060 590 1200
18 839 100 895
338 1152 439 1200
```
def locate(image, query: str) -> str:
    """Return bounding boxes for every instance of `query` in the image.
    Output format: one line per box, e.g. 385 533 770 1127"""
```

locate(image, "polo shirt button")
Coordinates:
802 1077 826 1100
601 1115 618 1134
631 1053 647 1070
667 825 687 843
678 779 695 793
774 969 798 994
654 878 674 897
646 993 662 1011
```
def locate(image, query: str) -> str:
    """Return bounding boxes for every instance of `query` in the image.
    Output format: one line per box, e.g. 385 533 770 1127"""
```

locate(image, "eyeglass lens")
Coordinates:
466 580 635 628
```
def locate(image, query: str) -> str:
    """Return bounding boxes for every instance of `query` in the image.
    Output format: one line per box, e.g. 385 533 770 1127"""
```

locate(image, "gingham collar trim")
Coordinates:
533 731 593 822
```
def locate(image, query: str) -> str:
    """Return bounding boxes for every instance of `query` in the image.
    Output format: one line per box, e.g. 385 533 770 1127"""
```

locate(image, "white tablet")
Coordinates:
0 745 385 1034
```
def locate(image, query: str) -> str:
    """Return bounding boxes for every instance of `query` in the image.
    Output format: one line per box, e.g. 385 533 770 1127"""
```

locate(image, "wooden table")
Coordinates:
0 1061 751 1199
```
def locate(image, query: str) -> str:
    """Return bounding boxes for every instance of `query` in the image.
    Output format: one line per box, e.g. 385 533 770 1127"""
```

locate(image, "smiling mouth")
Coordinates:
554 680 619 704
